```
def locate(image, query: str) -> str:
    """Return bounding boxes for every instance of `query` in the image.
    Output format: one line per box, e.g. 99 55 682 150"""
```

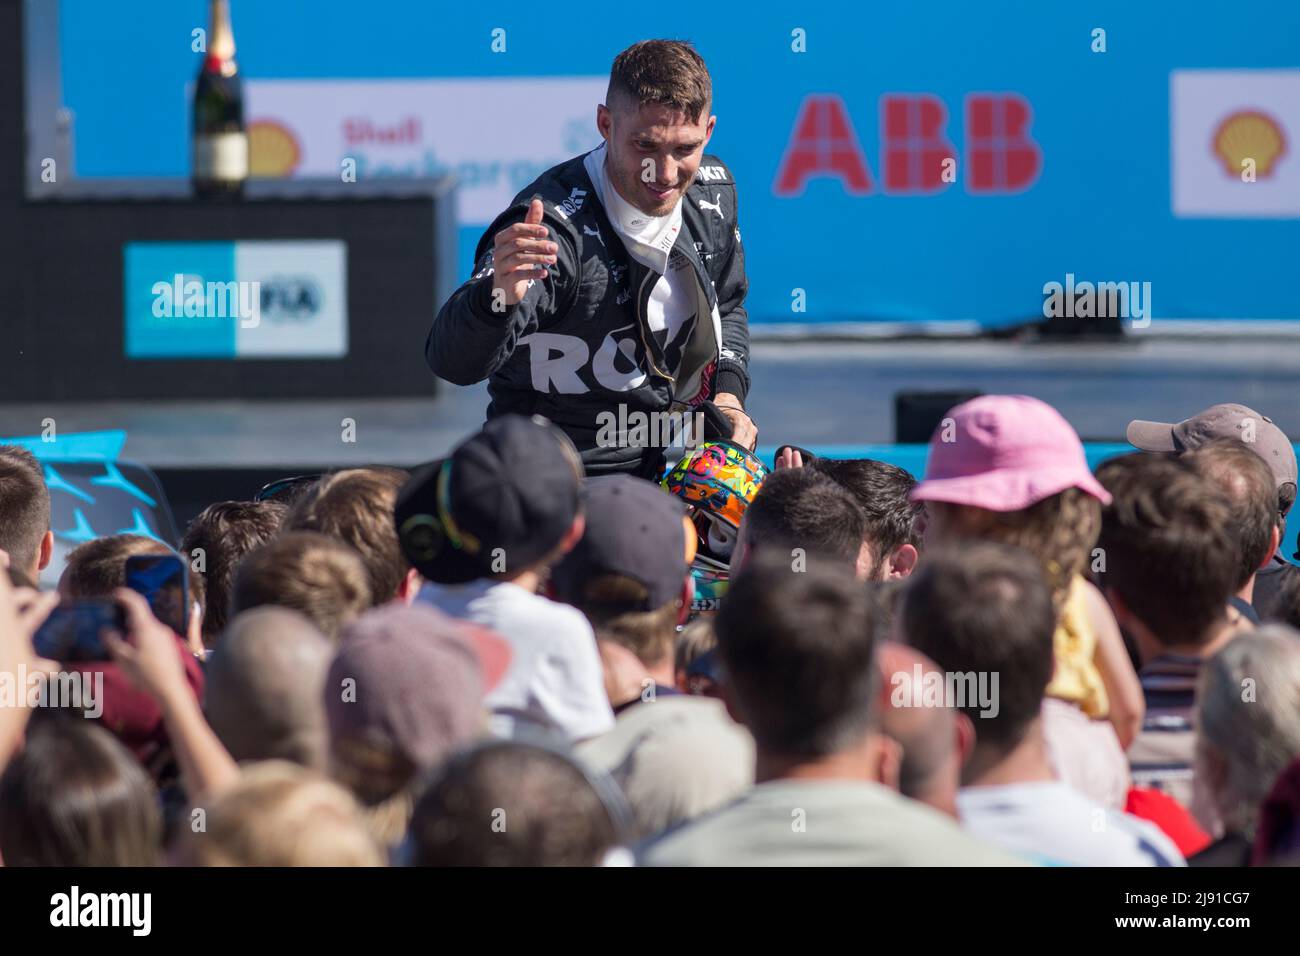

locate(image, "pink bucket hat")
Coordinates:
910 395 1111 511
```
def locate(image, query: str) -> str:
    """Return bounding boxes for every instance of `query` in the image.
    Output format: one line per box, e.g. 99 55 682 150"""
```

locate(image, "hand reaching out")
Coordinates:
0 571 59 766
105 588 239 799
104 588 189 705
775 446 806 470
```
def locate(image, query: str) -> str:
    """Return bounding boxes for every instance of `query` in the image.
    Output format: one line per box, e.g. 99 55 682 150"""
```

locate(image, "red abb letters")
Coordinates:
964 93 1041 193
882 94 956 193
772 92 1041 196
772 95 874 196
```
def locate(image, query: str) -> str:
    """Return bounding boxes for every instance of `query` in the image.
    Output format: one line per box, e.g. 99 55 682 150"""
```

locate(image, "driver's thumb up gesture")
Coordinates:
492 198 557 307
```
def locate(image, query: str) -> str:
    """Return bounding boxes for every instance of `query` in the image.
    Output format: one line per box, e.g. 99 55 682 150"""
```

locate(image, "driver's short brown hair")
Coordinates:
608 40 712 121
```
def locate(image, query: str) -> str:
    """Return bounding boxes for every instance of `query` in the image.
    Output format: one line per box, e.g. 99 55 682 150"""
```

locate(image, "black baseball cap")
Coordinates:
550 475 691 612
394 415 584 584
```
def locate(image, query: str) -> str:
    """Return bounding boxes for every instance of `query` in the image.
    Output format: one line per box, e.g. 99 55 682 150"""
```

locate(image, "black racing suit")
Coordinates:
425 150 750 477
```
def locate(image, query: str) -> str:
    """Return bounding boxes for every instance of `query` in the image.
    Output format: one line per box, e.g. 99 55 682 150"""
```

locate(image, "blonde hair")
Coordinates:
357 788 418 850
328 737 419 848
182 761 384 866
231 531 372 642
675 617 717 678
580 574 682 667
928 488 1101 616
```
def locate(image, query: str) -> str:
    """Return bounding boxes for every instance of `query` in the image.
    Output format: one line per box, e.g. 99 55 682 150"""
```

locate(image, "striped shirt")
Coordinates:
1128 653 1203 808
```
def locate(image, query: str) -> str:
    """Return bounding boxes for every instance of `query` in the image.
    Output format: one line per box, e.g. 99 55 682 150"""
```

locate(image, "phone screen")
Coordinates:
124 554 188 635
32 601 125 662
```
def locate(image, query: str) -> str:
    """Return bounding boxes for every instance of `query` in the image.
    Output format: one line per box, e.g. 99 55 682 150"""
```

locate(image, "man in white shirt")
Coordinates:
897 541 1185 867
395 415 614 744
638 553 1024 866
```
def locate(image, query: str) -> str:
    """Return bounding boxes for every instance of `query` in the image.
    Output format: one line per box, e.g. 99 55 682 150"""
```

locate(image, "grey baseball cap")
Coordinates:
1127 403 1298 492
550 475 691 612
325 603 487 779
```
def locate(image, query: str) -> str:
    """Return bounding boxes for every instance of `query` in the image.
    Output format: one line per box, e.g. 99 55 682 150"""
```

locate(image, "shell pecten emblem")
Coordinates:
247 120 302 178
1213 110 1287 178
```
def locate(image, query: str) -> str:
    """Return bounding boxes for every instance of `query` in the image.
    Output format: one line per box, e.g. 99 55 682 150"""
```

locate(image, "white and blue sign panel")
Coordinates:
1172 70 1300 217
124 240 348 358
66 1 1300 330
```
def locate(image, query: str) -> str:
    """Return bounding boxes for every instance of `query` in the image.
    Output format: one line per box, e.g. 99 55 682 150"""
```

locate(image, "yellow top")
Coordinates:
1047 575 1109 718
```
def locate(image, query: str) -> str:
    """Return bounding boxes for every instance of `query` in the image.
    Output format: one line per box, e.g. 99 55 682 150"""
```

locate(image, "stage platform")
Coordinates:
2 337 1296 468
3 336 1298 533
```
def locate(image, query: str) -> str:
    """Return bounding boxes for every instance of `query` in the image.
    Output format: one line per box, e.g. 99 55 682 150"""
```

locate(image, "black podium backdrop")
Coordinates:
1 0 459 402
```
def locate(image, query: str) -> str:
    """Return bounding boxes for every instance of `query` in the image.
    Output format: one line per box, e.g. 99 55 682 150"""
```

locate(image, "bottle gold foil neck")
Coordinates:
209 0 237 61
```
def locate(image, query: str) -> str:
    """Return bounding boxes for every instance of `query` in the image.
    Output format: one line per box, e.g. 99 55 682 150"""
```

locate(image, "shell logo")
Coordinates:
247 120 302 177
1212 110 1287 178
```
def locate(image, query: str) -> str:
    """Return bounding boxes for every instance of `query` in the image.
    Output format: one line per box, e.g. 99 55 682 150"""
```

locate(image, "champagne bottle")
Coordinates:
192 0 248 199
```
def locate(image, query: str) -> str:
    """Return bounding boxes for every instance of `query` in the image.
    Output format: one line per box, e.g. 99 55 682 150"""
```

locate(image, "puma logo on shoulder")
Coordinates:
698 194 725 220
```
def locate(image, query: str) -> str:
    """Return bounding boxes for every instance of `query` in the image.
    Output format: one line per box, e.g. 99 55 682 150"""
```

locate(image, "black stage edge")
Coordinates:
155 465 415 534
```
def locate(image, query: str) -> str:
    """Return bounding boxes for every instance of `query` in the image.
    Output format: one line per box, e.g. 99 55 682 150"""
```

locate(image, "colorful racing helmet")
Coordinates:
663 441 768 619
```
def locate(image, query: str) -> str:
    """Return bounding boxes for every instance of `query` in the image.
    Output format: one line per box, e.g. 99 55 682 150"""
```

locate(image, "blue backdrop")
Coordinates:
58 0 1300 328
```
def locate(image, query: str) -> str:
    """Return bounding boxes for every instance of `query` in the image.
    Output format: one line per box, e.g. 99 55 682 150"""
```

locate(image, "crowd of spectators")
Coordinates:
2 397 1299 866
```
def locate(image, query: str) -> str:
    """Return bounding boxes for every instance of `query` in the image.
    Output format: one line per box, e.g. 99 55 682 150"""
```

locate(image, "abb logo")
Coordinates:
773 93 1042 196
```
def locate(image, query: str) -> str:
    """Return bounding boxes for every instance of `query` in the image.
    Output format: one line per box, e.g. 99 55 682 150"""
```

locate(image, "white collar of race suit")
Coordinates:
583 144 683 276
